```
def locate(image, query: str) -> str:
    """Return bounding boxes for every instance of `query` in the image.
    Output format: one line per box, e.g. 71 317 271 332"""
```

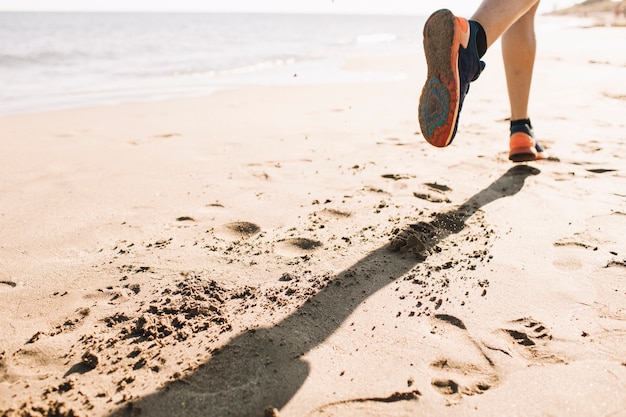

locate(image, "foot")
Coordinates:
508 122 546 162
419 9 485 147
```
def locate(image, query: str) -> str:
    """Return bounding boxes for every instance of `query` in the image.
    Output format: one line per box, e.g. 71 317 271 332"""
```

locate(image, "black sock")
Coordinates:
470 20 488 58
510 118 532 129
510 118 533 135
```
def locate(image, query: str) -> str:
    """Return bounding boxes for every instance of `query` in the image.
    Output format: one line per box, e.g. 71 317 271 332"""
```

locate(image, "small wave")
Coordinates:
355 33 397 44
219 57 297 76
0 50 87 67
136 57 299 79
102 56 298 82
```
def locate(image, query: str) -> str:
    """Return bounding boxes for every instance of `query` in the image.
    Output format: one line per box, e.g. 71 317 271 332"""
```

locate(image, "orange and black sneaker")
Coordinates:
419 9 485 147
508 121 546 162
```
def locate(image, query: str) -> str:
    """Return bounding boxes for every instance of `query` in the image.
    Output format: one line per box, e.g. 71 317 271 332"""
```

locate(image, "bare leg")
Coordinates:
501 2 539 120
471 0 540 48
471 0 542 158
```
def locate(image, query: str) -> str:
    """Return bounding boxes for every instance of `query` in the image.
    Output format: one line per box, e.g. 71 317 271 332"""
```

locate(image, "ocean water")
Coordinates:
0 12 425 115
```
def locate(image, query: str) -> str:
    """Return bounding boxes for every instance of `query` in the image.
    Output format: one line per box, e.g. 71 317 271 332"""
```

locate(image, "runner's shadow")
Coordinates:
110 165 539 417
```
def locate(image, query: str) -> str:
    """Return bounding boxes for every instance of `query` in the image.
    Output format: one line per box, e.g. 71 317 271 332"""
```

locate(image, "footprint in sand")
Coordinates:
127 133 181 145
428 314 499 400
424 182 451 192
381 173 414 181
504 318 551 346
275 237 323 257
306 390 422 416
215 221 262 240
25 307 91 344
430 360 494 397
552 240 590 271
313 208 352 219
225 221 261 237
308 208 352 231
413 182 452 204
552 255 584 271
413 192 451 204
8 344 68 380
499 318 565 364
586 168 617 174
553 213 626 271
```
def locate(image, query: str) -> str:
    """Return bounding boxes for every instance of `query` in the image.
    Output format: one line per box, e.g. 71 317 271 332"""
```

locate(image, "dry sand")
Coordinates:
1 14 625 417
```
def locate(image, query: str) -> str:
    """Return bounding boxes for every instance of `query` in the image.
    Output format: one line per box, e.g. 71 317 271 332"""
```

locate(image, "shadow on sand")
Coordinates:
110 165 540 417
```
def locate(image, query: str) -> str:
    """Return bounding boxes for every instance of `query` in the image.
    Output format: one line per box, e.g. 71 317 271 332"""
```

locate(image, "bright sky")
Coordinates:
0 0 582 15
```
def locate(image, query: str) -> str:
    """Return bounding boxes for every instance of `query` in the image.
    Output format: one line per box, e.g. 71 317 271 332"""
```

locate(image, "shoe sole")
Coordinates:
509 132 540 162
418 10 469 148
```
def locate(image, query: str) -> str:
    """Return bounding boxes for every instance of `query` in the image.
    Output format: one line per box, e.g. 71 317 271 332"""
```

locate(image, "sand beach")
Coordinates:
1 9 625 417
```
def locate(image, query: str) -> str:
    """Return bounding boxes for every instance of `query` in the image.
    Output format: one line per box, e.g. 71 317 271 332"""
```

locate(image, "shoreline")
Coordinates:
0 13 603 119
0 12 422 118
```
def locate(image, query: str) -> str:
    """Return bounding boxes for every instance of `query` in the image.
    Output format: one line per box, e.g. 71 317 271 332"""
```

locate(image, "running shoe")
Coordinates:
508 123 545 162
419 9 485 147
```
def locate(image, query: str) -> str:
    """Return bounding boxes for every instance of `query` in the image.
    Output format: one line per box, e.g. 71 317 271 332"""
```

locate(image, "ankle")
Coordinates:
510 118 533 136
460 21 487 83
469 20 487 58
